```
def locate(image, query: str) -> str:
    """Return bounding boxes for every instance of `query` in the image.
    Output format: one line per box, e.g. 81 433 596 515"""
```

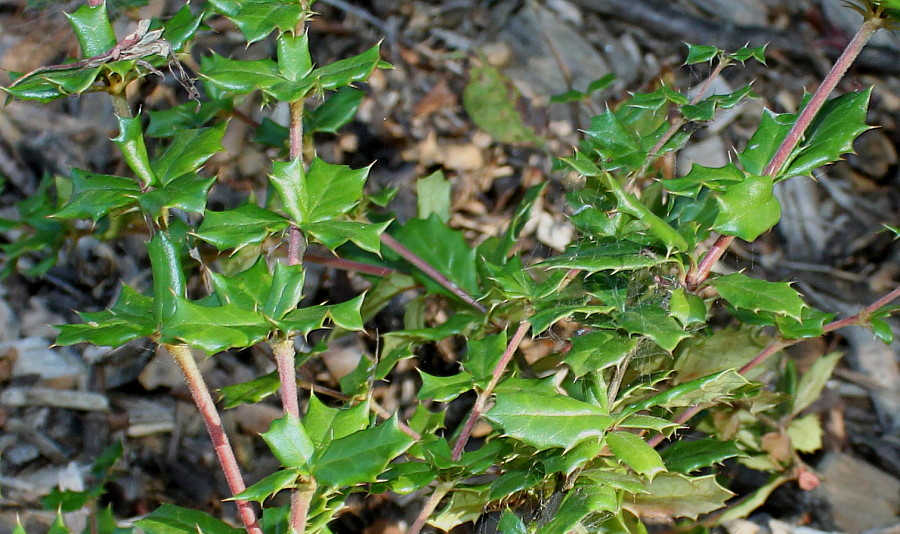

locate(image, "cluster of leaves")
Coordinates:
3 1 898 533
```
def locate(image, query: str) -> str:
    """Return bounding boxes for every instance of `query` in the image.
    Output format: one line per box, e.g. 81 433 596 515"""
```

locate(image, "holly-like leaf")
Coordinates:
163 3 204 51
307 87 365 134
539 241 671 274
538 480 617 533
626 369 751 413
200 54 283 94
624 473 733 520
113 115 159 187
3 67 102 103
669 288 708 326
195 204 290 251
208 257 271 311
327 293 366 331
485 392 614 450
148 99 232 137
786 89 873 177
312 417 415 487
709 272 805 320
566 331 637 378
606 431 667 479
684 44 719 64
313 43 385 91
207 0 304 44
137 504 244 534
529 302 615 336
739 107 796 175
162 298 271 354
219 372 280 409
230 469 301 504
139 174 216 217
674 326 771 384
262 415 314 470
277 32 312 82
303 220 389 254
270 158 370 225
264 262 305 320
659 438 744 474
774 306 835 339
417 371 474 402
713 174 781 241
148 232 186 324
65 3 116 57
151 122 227 184
617 304 690 352
54 170 141 221
663 162 745 198
56 285 156 347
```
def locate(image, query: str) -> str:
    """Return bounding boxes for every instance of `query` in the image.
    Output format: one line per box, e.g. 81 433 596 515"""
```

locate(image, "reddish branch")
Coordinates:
451 321 531 461
167 345 262 534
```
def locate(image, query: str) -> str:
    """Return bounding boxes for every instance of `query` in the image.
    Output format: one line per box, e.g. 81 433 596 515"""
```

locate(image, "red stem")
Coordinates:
380 233 487 313
168 345 262 534
451 321 530 460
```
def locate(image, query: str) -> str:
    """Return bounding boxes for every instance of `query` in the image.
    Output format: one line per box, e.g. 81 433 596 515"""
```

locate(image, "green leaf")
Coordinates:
47 513 71 534
498 510 528 534
793 351 842 415
200 53 282 94
208 0 304 44
870 317 894 343
163 3 204 51
230 469 300 504
606 430 667 479
195 204 290 251
430 485 491 532
663 162 745 198
270 158 369 225
303 395 370 448
303 219 389 254
417 170 451 223
787 414 823 452
389 214 481 297
151 122 227 184
729 45 767 64
538 481 617 533
539 241 671 274
307 87 365 134
261 415 314 470
139 174 216 217
274 306 330 336
618 304 690 352
674 326 772 384
709 272 805 320
463 64 541 144
684 44 719 64
3 67 102 103
739 107 796 175
625 473 733 519
148 232 186 324
112 115 159 187
137 504 244 534
54 169 141 221
277 32 312 82
209 257 271 310
55 285 156 347
659 438 744 474
219 372 280 409
162 298 271 353
602 173 689 252
485 392 614 450
786 89 873 177
669 288 708 326
462 332 507 385
264 262 305 320
313 417 415 487
312 43 385 91
712 174 781 241
382 461 438 494
529 303 615 336
417 371 474 402
566 331 638 378
328 292 366 331
774 306 835 339
626 369 751 413
65 3 116 57
148 99 232 137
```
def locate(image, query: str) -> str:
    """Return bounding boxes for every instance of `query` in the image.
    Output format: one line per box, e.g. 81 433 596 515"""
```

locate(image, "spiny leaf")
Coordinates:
710 272 805 319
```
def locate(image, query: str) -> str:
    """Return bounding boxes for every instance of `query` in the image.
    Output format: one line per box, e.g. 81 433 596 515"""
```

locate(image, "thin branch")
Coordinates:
648 285 900 448
166 344 262 534
451 321 531 461
272 338 301 419
304 252 396 276
380 233 487 313
408 481 454 534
